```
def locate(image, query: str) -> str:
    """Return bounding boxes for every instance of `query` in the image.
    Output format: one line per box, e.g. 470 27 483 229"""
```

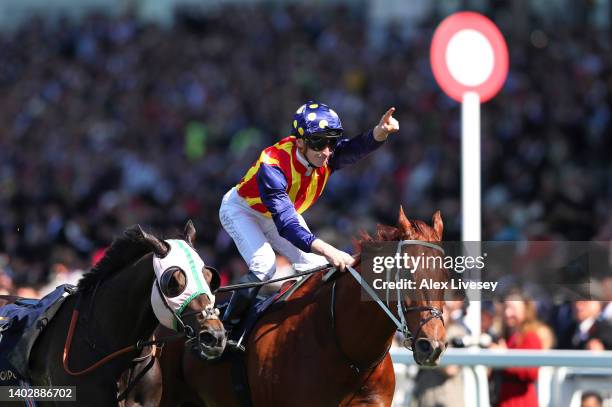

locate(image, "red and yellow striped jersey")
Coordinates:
236 136 331 216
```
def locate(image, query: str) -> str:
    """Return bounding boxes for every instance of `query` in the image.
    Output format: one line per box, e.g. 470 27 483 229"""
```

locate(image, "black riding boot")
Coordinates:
222 272 262 327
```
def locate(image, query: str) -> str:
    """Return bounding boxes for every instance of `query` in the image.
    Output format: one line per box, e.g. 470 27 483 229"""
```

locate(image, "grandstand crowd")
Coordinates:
0 0 610 378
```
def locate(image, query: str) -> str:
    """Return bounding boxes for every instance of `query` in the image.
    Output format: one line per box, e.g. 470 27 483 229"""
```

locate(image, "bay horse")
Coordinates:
17 221 225 406
146 208 448 407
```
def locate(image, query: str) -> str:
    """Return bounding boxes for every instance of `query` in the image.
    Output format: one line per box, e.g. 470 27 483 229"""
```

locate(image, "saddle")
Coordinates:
0 284 76 383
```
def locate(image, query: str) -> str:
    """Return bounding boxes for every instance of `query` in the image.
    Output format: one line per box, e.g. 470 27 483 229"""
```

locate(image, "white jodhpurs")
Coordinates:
219 187 328 281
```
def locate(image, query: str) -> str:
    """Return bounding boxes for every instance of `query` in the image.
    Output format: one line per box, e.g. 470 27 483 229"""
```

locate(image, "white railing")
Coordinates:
391 348 612 368
390 349 612 407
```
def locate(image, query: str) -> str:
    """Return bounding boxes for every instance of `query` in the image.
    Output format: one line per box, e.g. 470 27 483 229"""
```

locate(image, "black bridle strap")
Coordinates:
330 280 390 374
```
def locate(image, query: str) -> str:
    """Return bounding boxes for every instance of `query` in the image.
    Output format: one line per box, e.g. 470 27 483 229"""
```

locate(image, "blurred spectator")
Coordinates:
410 302 466 407
490 292 546 407
16 286 39 299
602 275 612 321
481 301 502 347
0 271 13 295
445 299 470 334
558 301 612 350
534 321 556 350
581 391 603 407
38 263 83 296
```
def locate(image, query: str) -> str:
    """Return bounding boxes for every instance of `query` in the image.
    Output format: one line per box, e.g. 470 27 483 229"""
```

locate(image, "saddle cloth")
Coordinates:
0 284 75 383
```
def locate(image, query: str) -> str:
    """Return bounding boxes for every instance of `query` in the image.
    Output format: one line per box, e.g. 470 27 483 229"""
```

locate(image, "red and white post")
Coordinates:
430 12 509 338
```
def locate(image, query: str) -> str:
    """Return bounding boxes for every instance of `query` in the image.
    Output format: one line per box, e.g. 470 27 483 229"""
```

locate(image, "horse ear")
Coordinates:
398 205 412 232
128 224 169 258
184 220 196 246
432 210 443 240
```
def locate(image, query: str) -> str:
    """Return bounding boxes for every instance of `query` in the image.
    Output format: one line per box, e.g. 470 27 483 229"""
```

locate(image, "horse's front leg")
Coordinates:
342 356 395 407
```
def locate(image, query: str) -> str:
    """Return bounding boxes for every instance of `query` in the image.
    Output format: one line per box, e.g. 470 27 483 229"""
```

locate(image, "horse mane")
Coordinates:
77 226 153 291
352 224 401 256
351 218 441 266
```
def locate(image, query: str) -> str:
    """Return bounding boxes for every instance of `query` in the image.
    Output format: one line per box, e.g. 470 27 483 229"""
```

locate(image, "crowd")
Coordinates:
0 1 611 382
404 293 612 407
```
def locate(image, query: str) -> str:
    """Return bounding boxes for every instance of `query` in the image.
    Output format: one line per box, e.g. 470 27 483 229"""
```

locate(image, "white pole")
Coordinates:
461 91 482 338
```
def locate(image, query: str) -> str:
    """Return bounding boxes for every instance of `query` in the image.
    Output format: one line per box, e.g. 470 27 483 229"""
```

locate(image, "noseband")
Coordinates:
331 240 445 372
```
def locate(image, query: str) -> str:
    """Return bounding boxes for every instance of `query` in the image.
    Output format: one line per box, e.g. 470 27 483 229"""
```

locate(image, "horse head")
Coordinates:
130 221 226 360
395 206 447 366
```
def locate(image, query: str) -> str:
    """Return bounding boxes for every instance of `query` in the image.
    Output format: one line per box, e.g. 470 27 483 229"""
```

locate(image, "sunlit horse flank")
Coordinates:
147 207 449 407
24 221 224 407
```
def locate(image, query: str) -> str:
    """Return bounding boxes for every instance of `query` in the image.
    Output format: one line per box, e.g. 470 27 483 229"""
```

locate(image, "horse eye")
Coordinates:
160 267 187 298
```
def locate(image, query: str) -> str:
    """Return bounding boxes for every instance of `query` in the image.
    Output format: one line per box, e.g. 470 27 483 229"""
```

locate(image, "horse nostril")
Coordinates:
416 339 432 355
200 331 216 347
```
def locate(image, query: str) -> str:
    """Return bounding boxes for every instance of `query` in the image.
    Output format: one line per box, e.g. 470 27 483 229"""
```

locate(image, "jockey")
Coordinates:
219 101 399 326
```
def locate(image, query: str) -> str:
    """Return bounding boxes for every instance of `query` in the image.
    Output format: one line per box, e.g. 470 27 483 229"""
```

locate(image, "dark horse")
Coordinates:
13 221 225 406
132 208 450 407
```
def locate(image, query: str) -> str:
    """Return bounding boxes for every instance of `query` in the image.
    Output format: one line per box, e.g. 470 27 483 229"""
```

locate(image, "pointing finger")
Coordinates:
382 107 396 122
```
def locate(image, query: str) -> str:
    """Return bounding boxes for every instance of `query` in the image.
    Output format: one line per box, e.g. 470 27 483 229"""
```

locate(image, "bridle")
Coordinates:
329 239 445 373
388 240 446 349
62 246 223 377
153 279 221 359
150 239 223 359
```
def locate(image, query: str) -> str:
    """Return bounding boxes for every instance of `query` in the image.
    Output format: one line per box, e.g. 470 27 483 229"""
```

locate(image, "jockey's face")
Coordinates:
296 138 333 168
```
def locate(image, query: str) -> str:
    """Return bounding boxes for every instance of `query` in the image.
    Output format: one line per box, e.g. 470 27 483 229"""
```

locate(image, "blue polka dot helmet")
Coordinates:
291 101 343 139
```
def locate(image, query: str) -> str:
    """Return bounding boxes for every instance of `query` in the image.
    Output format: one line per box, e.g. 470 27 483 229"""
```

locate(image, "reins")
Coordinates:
62 292 186 377
215 263 335 292
62 238 444 378
63 253 222 377
216 239 444 375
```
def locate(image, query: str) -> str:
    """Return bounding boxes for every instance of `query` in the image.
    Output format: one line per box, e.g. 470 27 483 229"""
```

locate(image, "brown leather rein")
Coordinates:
62 285 189 377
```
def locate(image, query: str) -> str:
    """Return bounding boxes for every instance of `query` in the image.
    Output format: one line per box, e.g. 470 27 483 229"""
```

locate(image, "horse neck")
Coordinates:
331 268 397 368
84 253 158 348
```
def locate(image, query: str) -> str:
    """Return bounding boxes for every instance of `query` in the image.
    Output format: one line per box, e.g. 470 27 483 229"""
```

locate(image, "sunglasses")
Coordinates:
305 130 342 151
